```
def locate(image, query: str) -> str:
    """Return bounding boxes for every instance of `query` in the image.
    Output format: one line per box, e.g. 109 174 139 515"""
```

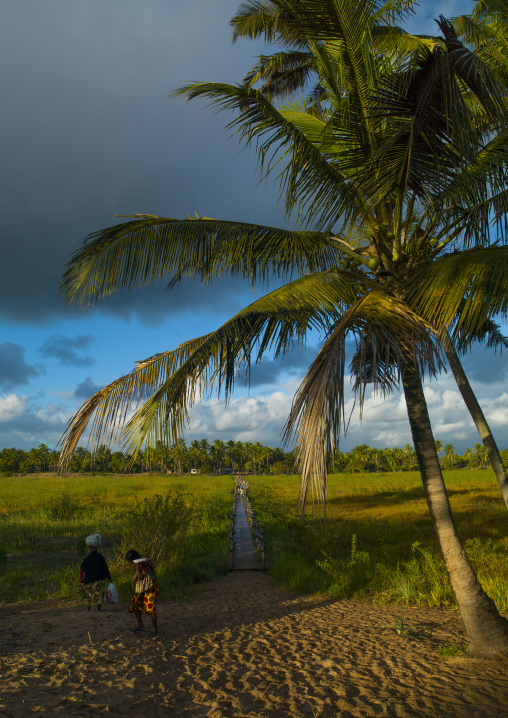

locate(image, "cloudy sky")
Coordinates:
1 0 506 454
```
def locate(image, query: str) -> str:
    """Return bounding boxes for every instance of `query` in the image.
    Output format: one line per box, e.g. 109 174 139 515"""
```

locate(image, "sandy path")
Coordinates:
1 571 507 717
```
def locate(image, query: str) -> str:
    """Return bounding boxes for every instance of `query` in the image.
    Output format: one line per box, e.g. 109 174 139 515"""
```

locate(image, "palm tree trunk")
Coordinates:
441 331 508 510
401 354 508 657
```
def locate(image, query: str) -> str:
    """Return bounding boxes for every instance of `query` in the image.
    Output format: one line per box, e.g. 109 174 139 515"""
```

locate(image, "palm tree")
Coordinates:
170 438 187 475
211 440 226 472
236 0 508 508
440 327 508 506
434 439 444 462
190 439 201 470
454 0 508 87
235 440 246 472
198 438 211 471
473 442 489 469
462 447 471 468
59 1 508 655
37 443 50 472
444 443 455 469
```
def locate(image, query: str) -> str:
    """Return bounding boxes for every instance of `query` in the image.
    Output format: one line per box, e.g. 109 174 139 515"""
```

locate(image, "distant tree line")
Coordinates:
1 439 507 476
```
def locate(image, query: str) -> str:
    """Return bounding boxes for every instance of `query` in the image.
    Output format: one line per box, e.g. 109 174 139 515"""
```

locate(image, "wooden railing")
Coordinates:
229 476 266 570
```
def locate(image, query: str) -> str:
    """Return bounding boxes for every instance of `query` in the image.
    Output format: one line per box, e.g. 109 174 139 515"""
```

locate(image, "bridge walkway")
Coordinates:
229 479 265 571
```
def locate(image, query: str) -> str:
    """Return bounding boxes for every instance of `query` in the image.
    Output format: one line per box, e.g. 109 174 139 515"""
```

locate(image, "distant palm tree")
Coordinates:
190 439 201 470
211 440 226 471
444 443 455 469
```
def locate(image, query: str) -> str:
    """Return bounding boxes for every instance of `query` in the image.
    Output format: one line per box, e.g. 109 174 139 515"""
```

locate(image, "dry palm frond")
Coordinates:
59 268 362 468
283 290 441 521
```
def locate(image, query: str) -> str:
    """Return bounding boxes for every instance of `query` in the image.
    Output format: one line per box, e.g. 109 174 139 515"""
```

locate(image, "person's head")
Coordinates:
125 549 141 563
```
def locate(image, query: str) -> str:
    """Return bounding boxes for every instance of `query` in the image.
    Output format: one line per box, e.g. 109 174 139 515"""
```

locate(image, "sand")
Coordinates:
1 571 507 717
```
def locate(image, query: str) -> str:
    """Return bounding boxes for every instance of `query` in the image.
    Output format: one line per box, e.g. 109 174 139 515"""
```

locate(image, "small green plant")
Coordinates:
387 541 454 608
438 644 467 656
316 534 371 598
383 609 409 636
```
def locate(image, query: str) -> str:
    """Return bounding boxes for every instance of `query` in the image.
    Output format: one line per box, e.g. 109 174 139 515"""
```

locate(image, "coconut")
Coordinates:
368 257 380 271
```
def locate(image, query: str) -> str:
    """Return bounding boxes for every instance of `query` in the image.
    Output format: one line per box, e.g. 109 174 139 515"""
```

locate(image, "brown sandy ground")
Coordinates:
1 571 507 717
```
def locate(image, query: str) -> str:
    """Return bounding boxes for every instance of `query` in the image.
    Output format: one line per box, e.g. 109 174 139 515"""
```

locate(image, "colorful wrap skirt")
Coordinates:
83 580 105 606
128 578 159 615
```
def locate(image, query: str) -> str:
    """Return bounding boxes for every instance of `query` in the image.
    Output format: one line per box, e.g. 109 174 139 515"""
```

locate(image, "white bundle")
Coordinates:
85 533 102 547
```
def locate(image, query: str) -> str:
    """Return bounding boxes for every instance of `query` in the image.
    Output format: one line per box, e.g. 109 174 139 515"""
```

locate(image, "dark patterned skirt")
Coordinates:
128 579 159 615
83 580 105 606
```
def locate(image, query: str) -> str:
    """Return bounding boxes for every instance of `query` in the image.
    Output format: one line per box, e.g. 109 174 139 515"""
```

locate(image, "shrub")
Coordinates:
317 534 371 598
121 491 194 563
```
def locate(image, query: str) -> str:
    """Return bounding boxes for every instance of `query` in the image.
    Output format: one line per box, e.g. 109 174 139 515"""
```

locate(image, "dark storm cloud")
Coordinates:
74 376 103 399
39 335 95 367
248 346 320 387
0 342 44 390
92 275 275 327
0 0 289 326
459 344 508 386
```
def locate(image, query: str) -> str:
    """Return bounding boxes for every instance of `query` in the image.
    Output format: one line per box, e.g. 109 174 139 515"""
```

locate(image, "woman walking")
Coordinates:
80 533 111 611
125 549 158 635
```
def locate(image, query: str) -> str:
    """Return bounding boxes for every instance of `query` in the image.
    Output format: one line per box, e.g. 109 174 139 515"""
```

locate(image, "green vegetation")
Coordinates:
0 473 233 604
2 440 506 475
2 470 508 614
248 470 508 610
0 439 294 475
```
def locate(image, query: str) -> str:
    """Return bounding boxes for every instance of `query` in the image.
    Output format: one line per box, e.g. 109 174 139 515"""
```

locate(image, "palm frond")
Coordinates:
437 15 508 121
231 0 310 49
371 0 418 25
435 125 508 245
371 24 441 54
406 246 508 344
58 340 202 468
243 51 318 101
365 46 479 208
172 80 367 228
349 336 400 395
61 215 340 307
60 268 364 466
283 290 441 520
456 316 508 354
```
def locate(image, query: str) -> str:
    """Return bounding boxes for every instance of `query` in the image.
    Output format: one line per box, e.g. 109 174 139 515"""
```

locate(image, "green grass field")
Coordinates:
1 469 507 609
249 469 508 608
0 473 234 604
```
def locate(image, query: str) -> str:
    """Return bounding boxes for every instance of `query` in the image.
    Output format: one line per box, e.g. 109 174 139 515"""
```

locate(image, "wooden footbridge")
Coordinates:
229 477 266 570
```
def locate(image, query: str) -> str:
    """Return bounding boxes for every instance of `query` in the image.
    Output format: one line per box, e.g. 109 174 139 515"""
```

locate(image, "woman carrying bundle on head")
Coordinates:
125 549 158 635
80 533 112 611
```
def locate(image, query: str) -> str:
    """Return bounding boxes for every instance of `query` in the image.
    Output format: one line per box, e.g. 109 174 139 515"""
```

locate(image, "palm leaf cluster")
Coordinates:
60 0 508 518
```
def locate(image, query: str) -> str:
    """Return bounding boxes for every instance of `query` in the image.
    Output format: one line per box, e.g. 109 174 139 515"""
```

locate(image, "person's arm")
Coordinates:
80 555 87 582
